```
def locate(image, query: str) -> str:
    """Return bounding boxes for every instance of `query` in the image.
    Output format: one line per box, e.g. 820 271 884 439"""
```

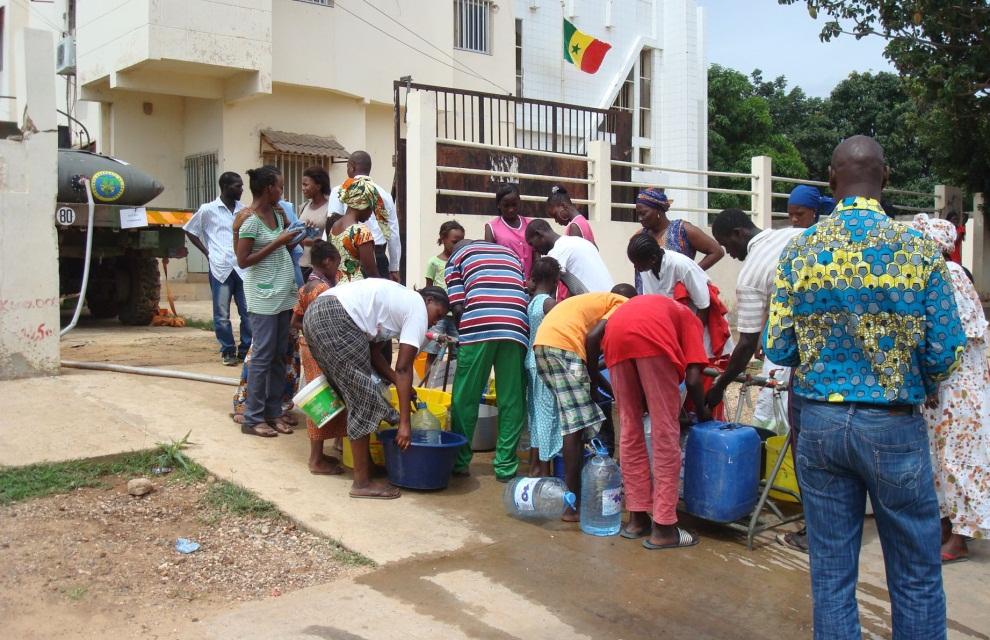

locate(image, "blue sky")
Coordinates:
696 0 896 97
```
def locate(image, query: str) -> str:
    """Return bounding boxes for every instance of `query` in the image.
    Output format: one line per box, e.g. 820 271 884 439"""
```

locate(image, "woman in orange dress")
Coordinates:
291 240 348 474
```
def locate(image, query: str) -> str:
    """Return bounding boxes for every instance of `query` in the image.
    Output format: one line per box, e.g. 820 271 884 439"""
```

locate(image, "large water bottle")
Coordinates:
410 401 442 444
503 477 577 520
580 438 623 536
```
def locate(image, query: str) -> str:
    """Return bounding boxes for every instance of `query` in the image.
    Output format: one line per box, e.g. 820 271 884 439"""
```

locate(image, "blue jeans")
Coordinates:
796 400 945 640
244 310 292 426
209 271 252 357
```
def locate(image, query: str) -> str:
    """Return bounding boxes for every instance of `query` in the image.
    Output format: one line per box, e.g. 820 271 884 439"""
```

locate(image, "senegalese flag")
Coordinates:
563 18 612 74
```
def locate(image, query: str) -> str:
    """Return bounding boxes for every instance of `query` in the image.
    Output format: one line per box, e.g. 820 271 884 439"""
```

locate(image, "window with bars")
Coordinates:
454 0 492 54
612 68 634 113
262 151 332 209
184 152 218 208
514 18 523 96
638 48 652 138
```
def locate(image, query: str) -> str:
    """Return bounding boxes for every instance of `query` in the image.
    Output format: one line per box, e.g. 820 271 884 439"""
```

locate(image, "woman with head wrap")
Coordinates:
787 185 836 228
913 212 990 563
326 176 381 283
632 188 724 293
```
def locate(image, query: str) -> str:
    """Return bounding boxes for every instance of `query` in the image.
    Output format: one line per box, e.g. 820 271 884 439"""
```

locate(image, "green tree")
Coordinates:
708 64 807 211
779 0 990 194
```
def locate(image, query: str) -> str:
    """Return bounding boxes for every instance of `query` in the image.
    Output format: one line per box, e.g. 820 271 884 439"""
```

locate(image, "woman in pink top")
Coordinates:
546 185 596 247
485 183 534 277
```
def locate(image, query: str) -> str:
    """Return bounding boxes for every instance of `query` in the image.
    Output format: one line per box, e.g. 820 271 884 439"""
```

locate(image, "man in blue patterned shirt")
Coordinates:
765 136 963 640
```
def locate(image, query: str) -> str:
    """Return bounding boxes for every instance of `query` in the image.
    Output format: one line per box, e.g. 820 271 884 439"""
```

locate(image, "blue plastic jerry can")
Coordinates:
682 421 761 523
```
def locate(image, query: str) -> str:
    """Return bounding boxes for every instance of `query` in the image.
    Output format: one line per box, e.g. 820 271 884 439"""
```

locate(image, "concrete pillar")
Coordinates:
405 90 437 289
934 184 963 218
751 155 772 230
586 139 611 224
0 29 60 379
971 193 987 300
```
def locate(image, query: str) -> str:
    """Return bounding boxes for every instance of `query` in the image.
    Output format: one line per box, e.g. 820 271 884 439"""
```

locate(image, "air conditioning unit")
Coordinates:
56 36 76 76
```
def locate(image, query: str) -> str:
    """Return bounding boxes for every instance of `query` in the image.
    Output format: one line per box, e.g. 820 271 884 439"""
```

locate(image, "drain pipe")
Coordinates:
60 177 95 338
61 360 239 386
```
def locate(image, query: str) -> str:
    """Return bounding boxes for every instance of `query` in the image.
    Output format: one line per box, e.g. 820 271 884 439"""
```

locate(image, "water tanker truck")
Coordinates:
55 149 194 325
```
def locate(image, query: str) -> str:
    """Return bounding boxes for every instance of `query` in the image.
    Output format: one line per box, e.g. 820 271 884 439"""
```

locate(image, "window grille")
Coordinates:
262 151 332 209
514 18 523 96
184 152 218 208
454 0 492 54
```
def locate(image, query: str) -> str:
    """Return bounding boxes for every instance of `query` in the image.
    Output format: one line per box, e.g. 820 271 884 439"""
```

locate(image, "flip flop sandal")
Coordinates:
310 465 344 476
267 419 294 434
349 487 401 500
279 413 299 426
941 551 969 564
777 531 810 553
642 528 699 550
620 527 649 540
241 423 278 438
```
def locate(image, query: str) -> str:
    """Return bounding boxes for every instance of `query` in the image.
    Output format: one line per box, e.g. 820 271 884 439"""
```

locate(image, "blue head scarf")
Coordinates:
636 188 669 210
787 185 835 221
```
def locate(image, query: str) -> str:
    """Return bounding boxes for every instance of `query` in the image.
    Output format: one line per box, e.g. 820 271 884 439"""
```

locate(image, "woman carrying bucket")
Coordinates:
303 279 450 499
291 240 346 476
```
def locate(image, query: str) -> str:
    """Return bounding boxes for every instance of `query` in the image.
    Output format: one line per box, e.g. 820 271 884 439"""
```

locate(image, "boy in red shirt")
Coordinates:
600 295 710 550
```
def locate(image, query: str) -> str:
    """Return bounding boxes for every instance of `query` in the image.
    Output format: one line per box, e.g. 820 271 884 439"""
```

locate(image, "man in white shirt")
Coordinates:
184 172 251 366
524 219 614 294
704 207 803 412
328 150 401 281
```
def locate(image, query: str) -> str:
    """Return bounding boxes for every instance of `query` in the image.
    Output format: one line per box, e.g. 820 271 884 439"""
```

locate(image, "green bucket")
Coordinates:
293 374 345 428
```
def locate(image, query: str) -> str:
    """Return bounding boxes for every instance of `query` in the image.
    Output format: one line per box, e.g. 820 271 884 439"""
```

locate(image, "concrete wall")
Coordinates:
0 29 60 379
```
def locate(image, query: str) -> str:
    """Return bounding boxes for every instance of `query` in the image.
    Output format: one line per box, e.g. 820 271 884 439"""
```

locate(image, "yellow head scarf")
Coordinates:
340 176 390 239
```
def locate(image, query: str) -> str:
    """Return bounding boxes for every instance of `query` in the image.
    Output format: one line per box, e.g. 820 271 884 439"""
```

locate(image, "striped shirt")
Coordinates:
238 214 298 315
735 227 804 334
445 241 529 347
183 197 244 282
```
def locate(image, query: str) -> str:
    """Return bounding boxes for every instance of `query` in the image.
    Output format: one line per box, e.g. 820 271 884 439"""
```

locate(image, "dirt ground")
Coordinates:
0 474 368 640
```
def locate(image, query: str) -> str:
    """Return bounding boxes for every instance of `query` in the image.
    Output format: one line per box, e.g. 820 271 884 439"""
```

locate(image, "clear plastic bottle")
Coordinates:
410 401 442 444
503 477 577 520
580 438 623 536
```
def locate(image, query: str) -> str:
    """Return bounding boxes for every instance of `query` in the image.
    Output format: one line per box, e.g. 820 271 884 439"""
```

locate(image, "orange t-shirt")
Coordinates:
533 293 628 362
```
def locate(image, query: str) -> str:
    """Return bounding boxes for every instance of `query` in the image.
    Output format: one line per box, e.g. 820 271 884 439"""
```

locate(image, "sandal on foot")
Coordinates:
620 527 649 540
777 530 810 553
942 551 969 564
268 418 294 434
349 485 400 500
642 528 699 550
279 412 298 426
241 423 278 438
310 464 344 476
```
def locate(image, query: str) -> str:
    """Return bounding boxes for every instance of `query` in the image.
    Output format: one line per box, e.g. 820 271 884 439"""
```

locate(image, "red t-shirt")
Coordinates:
602 295 709 380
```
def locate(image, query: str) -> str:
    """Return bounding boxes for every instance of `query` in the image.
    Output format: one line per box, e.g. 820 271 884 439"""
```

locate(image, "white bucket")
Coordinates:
292 374 345 428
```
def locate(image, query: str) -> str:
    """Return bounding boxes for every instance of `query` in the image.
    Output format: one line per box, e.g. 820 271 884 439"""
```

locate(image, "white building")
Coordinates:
515 0 708 218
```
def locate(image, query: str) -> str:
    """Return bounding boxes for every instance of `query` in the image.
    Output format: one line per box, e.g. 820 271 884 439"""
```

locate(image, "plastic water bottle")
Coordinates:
643 414 653 464
503 477 577 520
410 402 442 444
580 438 623 536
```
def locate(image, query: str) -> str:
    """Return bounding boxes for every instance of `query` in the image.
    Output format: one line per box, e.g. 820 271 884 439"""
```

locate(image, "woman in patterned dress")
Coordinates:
914 213 990 563
525 257 564 476
291 239 347 475
633 188 723 293
327 176 380 283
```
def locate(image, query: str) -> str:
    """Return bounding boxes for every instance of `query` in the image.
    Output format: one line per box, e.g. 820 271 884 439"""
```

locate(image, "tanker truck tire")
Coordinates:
117 256 161 326
84 259 121 319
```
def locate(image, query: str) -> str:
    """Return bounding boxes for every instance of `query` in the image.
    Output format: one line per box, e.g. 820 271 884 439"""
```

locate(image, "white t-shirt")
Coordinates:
548 235 615 293
735 227 804 334
321 279 428 348
639 249 711 309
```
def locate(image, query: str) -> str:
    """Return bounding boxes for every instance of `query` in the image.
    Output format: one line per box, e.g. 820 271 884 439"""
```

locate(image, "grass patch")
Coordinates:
329 542 376 567
202 481 279 519
183 318 215 332
0 450 204 505
63 585 88 601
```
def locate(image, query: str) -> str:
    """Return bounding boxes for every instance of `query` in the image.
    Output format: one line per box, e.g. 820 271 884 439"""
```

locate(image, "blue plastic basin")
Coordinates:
379 429 468 490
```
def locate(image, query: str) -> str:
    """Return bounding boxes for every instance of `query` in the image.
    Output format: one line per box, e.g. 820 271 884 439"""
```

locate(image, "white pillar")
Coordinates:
405 90 437 289
0 29 60 379
972 193 987 299
751 155 773 230
586 139 611 225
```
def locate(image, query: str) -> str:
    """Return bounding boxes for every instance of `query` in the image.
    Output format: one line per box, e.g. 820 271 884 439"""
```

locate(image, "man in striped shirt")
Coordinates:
704 208 803 412
445 240 529 481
